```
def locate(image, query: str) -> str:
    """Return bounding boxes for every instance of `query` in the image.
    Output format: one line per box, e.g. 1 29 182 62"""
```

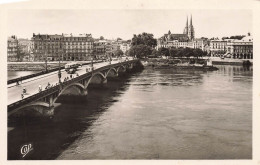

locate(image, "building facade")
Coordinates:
18 38 32 61
209 33 253 59
31 34 64 61
63 34 94 61
93 40 106 59
7 36 18 62
31 33 94 61
209 40 228 57
120 42 131 54
226 34 253 59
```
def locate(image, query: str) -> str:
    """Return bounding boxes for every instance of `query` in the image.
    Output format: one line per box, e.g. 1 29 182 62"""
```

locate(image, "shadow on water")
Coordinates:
8 73 137 160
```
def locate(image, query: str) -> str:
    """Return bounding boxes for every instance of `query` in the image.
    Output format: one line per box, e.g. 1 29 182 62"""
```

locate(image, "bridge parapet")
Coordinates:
8 59 141 116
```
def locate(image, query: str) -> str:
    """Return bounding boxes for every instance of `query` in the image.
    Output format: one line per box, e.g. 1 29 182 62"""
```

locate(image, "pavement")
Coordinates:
8 60 121 105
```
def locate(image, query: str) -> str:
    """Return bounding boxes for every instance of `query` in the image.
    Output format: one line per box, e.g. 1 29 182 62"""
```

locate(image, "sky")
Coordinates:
7 9 252 40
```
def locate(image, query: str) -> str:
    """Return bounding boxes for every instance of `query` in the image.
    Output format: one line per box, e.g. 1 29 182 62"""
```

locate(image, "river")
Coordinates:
8 65 252 159
8 71 39 80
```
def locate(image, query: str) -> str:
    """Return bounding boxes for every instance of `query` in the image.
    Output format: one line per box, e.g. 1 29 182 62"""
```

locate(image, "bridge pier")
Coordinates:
40 106 55 117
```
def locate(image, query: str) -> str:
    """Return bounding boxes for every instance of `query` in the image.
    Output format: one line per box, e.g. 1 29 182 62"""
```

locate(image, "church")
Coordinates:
156 15 196 50
183 15 195 40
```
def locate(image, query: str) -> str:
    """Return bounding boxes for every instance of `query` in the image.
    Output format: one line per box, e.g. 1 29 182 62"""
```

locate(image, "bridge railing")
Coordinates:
8 85 60 112
7 60 104 85
8 60 138 112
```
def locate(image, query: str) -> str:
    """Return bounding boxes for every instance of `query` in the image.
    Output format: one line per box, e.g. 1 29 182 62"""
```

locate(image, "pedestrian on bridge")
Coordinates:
23 87 27 94
39 84 42 92
21 93 24 99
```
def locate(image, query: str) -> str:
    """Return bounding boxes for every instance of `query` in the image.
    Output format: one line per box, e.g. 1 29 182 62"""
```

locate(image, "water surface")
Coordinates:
8 65 252 159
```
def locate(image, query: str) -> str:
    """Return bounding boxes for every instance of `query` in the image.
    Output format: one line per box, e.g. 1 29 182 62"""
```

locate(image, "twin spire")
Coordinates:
185 15 193 29
183 15 194 40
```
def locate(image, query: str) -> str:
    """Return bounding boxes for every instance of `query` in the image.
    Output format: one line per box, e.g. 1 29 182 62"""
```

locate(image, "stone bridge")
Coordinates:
8 59 142 117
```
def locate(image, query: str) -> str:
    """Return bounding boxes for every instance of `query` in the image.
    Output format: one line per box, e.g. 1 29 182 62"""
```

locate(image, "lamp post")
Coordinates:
58 50 62 83
45 51 48 72
91 56 94 71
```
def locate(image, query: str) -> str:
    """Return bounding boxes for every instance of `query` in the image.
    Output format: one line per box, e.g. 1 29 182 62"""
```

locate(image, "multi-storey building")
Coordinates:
7 35 18 62
209 33 253 59
93 40 106 58
18 38 32 61
31 33 94 61
63 34 93 61
226 34 253 59
209 40 228 57
120 42 130 54
112 42 120 53
192 39 208 50
105 43 113 56
31 34 64 61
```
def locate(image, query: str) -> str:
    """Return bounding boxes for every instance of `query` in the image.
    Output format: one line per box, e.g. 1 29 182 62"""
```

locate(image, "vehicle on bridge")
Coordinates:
65 62 78 74
112 58 118 61
85 66 94 72
76 61 84 67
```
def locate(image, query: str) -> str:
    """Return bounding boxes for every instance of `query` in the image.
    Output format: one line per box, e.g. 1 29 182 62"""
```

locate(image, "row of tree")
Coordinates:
126 32 208 58
153 47 208 58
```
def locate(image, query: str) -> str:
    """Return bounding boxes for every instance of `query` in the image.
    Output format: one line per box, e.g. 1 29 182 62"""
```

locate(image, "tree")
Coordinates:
131 32 157 48
151 49 159 57
125 50 129 56
222 37 229 40
169 47 178 58
117 37 122 41
193 48 204 58
176 47 184 58
114 49 124 57
128 44 152 58
158 47 169 56
229 35 245 40
100 36 104 40
181 47 193 58
129 32 156 59
200 37 208 40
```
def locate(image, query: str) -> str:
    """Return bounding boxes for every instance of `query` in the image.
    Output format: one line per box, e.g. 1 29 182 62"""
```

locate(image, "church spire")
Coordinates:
190 14 193 26
183 16 189 35
188 14 195 40
186 16 188 27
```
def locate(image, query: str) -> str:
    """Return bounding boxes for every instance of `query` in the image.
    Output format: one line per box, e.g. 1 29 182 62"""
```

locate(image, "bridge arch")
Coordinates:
106 68 118 78
86 72 107 88
59 83 85 96
8 101 54 117
116 65 126 73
